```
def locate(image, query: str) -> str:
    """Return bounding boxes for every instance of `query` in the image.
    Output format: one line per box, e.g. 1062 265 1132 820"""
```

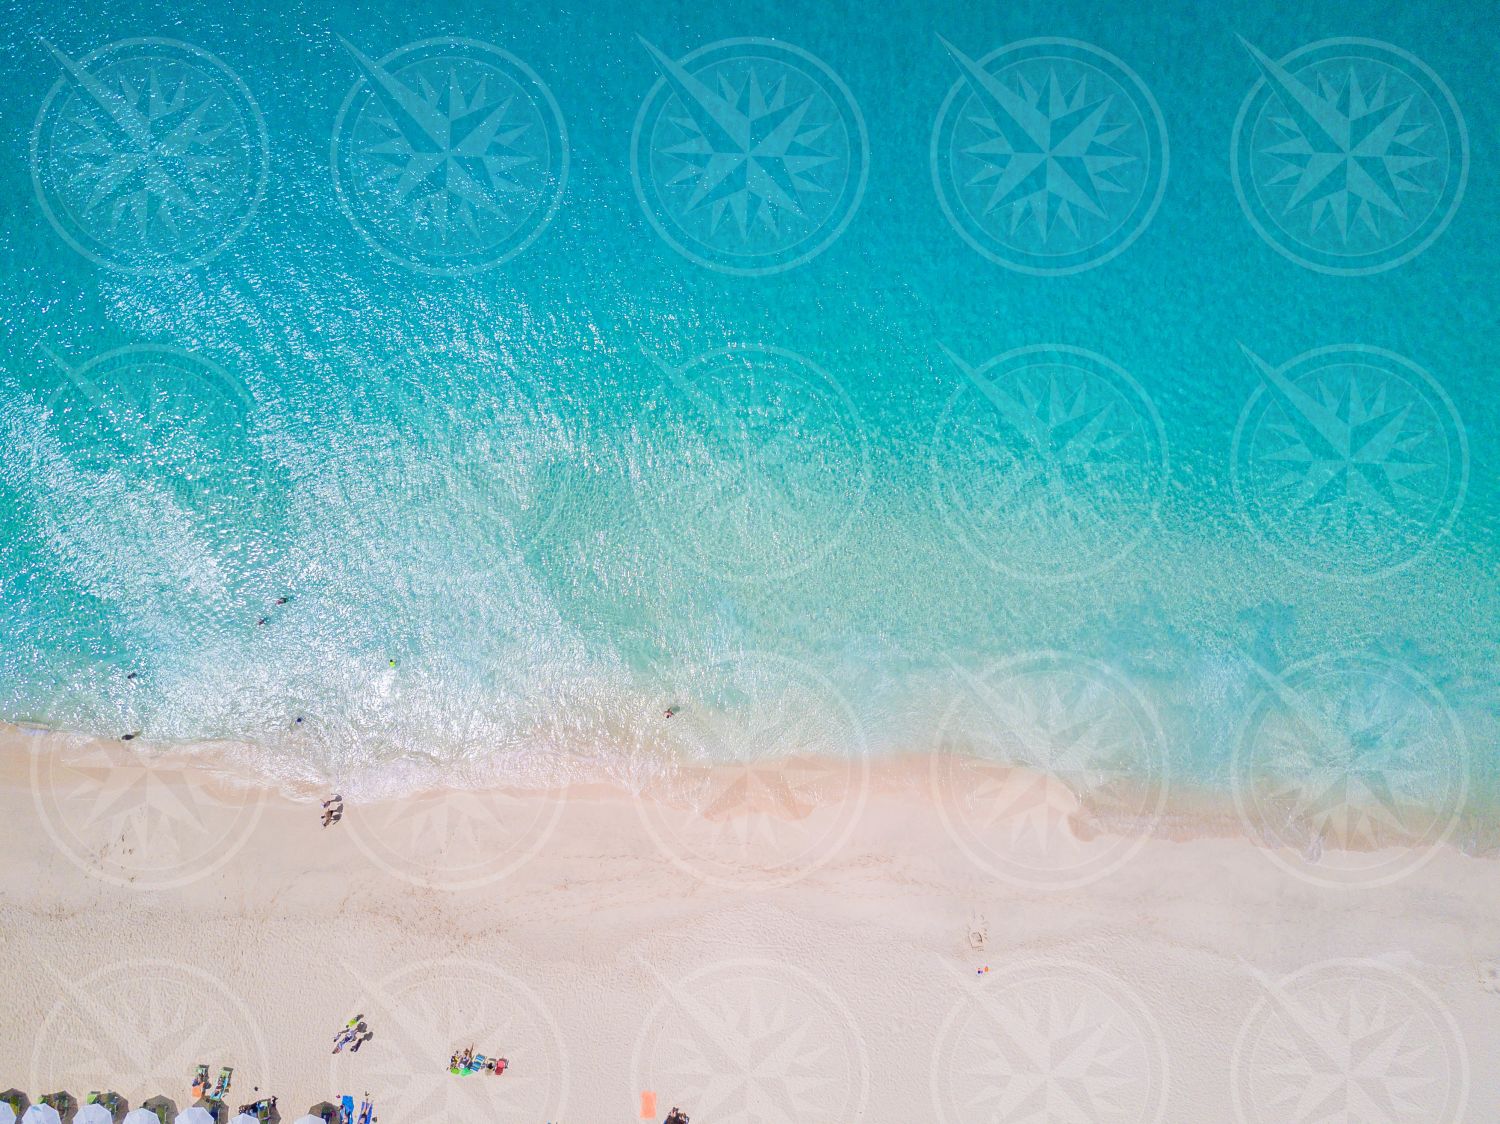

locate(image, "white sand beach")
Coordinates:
3 726 1499 1122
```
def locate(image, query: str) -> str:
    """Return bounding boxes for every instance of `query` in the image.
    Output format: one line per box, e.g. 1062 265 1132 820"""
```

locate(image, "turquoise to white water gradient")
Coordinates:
0 0 1495 833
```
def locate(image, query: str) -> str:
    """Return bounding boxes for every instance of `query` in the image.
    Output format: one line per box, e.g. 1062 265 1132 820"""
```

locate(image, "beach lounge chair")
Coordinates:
234 1099 274 1123
0 1094 26 1120
88 1093 125 1117
338 1098 353 1124
191 1067 208 1102
210 1070 232 1103
356 1101 371 1124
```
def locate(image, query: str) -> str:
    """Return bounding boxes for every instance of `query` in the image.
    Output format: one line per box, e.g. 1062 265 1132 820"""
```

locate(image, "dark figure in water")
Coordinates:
121 732 140 741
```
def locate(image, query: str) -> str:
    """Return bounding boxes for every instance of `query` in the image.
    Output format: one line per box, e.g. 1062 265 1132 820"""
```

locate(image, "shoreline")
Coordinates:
7 720 1494 857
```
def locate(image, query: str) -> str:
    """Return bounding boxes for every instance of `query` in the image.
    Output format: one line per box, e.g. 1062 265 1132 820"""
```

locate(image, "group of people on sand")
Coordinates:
663 1109 690 1123
332 1015 372 1054
448 1046 507 1076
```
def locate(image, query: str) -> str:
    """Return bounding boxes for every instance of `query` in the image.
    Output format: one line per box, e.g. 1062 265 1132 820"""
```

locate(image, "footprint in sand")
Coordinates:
967 912 988 951
1480 963 1500 993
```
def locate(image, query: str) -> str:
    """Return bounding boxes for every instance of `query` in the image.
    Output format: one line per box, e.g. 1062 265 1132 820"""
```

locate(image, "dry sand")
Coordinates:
2 725 1498 1122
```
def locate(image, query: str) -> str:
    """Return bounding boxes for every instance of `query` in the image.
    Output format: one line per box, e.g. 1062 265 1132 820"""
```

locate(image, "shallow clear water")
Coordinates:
0 0 1495 822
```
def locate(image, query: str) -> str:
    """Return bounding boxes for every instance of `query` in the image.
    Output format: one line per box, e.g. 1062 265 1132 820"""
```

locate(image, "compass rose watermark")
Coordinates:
39 342 269 483
632 651 869 890
29 729 268 891
931 345 1168 582
633 346 869 582
317 704 566 892
30 958 270 1097
354 344 579 559
631 957 870 1123
336 957 568 1124
332 37 569 275
1230 959 1469 1122
32 342 276 586
631 37 869 275
930 958 1170 1123
931 652 1169 890
931 38 1168 275
1230 652 1468 889
343 784 566 893
31 37 268 272
1230 344 1467 581
1231 38 1468 275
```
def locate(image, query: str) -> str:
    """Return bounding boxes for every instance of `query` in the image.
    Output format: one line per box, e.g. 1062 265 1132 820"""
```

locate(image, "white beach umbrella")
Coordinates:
230 1116 258 1124
20 1108 61 1124
122 1112 158 1124
289 1118 323 1124
74 1108 112 1124
0 1102 14 1124
174 1110 216 1124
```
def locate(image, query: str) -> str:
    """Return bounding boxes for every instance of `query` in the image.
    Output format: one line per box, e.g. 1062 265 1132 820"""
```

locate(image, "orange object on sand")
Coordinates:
640 1091 657 1118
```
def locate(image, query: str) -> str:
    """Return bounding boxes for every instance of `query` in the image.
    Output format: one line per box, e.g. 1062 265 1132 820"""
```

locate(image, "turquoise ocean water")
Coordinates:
0 0 1495 832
